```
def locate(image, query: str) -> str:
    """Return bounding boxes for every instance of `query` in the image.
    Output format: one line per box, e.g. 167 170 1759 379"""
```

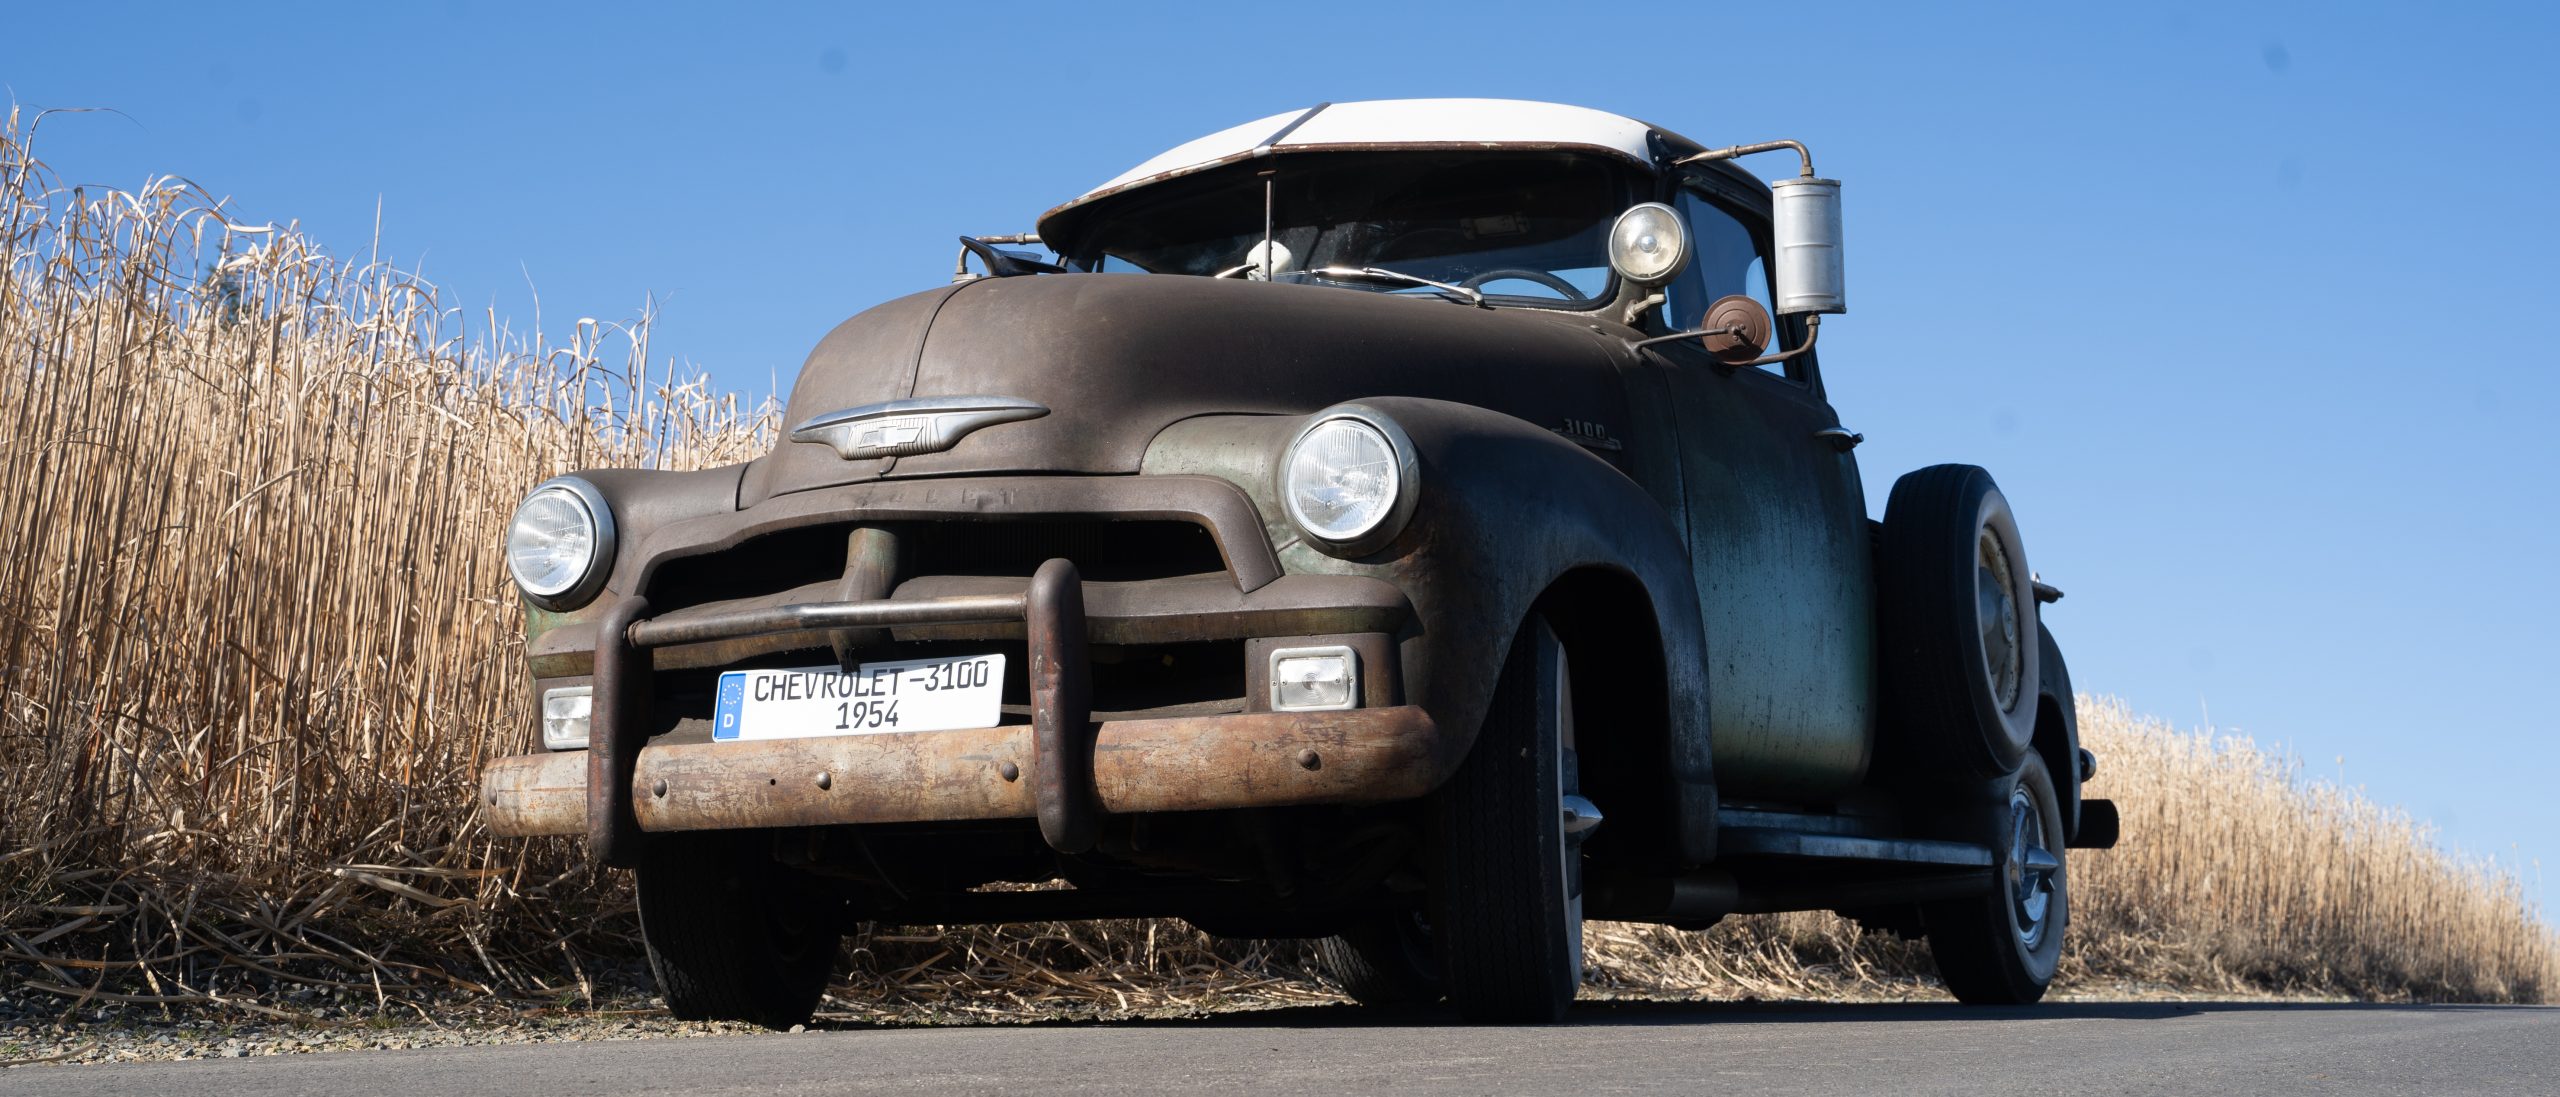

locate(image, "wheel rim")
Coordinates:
2008 787 2058 950
1976 530 2023 711
1553 648 1586 981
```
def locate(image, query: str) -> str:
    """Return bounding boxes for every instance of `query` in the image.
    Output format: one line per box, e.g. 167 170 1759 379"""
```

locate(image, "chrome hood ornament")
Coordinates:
788 396 1050 460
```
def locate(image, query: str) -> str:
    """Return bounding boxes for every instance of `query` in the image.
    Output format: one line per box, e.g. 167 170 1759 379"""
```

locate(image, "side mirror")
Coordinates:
1699 294 1772 365
1769 178 1846 314
1631 140 1840 363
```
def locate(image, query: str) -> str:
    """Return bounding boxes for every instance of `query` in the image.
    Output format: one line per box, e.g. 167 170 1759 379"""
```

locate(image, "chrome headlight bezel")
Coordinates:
1278 404 1419 558
1608 201 1691 287
506 476 616 610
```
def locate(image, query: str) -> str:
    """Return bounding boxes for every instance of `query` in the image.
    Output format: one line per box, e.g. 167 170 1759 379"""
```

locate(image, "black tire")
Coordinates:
1925 752 2068 1004
1880 464 2041 778
1430 616 1585 1023
1315 910 1443 1006
636 831 839 1029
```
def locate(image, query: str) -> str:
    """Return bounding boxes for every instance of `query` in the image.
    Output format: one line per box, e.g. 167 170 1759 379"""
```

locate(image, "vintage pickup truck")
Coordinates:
480 98 2118 1026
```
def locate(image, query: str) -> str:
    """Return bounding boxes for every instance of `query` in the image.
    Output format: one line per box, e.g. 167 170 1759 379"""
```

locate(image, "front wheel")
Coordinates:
1429 616 1588 1023
1315 909 1443 1006
636 831 840 1029
1925 752 2068 1004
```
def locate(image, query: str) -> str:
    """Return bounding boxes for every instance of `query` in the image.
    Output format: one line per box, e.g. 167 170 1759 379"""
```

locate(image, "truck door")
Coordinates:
1652 173 1876 804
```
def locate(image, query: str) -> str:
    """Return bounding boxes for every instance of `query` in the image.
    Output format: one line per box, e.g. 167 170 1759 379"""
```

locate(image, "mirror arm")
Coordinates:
1675 139 1816 178
953 233 1053 282
1626 314 1822 367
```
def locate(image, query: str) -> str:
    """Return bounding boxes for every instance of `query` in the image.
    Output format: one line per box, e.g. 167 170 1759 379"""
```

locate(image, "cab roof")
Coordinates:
1037 99 1712 246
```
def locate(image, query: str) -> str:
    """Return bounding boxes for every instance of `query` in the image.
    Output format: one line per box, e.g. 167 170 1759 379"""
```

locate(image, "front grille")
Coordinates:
649 524 851 613
899 520 1223 582
635 515 1247 744
647 518 1228 617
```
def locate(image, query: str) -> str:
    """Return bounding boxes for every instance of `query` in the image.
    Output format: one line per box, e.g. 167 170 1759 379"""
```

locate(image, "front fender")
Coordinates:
1147 399 1716 860
2035 619 2084 839
519 463 749 677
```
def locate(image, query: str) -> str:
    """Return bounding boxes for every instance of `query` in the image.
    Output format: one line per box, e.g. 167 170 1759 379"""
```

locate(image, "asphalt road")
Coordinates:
3 1001 2552 1096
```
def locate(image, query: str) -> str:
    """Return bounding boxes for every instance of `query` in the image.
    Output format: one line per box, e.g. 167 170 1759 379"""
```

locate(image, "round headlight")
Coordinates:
1281 408 1417 556
1608 202 1690 287
507 478 615 607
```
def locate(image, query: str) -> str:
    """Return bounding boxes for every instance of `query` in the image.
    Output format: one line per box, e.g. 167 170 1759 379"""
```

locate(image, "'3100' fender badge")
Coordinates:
1553 418 1622 452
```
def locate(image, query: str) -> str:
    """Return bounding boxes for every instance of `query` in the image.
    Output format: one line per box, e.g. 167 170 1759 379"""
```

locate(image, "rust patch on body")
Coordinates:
480 706 1447 837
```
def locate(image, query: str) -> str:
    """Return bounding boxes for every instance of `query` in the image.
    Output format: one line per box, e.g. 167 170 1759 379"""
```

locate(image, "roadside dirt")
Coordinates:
0 977 2332 1069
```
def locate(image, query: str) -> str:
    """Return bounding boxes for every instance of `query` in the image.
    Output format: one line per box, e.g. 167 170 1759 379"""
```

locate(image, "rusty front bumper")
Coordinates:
479 559 1451 866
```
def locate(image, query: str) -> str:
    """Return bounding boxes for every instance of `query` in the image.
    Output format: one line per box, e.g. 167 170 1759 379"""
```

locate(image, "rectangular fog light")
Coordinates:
542 685 593 750
1269 646 1359 712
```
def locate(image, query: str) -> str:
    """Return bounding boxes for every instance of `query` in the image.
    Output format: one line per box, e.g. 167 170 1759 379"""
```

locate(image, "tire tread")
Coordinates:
1880 464 2035 777
1315 920 1442 1007
1431 619 1578 1023
637 832 836 1030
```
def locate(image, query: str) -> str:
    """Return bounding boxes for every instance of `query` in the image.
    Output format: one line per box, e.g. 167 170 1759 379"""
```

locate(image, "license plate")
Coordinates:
712 654 1005 742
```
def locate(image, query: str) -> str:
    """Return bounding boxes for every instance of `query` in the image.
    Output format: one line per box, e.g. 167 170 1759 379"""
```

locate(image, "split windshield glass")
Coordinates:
1064 152 1631 307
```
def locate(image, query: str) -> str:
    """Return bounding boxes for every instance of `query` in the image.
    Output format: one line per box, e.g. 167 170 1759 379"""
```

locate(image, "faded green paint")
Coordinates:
521 599 609 679
1150 367 1876 807
1656 350 1874 802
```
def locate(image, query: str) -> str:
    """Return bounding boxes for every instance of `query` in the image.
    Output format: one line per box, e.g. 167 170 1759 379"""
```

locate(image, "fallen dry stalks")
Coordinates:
0 112 2550 1024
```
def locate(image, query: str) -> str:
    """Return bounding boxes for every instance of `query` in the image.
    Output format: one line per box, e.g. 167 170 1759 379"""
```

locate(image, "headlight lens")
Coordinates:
1282 411 1414 552
507 481 611 604
1608 201 1690 286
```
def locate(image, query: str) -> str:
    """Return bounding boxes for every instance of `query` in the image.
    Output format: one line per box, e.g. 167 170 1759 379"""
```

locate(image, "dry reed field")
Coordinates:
0 113 2551 1027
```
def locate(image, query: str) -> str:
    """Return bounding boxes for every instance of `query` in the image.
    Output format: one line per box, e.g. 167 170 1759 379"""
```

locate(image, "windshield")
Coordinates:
1060 153 1634 307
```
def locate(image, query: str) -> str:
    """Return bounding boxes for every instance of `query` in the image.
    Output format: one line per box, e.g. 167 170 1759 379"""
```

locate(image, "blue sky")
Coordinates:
7 1 2554 914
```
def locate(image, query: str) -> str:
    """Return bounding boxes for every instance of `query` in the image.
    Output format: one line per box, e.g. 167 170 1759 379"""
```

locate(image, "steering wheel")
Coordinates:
1459 268 1588 301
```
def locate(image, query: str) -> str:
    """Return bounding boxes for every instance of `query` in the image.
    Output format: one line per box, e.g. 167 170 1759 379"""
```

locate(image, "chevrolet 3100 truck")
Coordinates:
479 98 2119 1026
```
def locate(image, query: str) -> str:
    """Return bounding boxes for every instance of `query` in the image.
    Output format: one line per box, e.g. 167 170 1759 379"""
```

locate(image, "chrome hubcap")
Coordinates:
2008 787 2058 949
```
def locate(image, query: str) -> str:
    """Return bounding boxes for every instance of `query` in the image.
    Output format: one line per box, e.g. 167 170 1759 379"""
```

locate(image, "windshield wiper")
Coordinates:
1306 266 1485 307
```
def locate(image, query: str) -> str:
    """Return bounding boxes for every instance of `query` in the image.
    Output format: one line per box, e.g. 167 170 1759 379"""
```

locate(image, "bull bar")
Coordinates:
478 559 1449 868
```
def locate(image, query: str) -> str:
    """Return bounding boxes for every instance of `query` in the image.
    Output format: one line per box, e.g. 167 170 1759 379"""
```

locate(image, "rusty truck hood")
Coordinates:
740 273 1635 507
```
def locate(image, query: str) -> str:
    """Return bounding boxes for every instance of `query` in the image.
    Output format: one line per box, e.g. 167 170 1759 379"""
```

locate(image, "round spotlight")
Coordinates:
1607 202 1690 287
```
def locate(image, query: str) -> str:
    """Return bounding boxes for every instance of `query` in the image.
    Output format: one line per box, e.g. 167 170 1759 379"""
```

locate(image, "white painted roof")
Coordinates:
1073 99 1676 203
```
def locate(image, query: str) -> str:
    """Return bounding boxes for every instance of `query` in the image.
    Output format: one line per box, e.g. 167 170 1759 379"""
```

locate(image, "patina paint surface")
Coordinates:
1653 344 1876 802
746 273 1636 501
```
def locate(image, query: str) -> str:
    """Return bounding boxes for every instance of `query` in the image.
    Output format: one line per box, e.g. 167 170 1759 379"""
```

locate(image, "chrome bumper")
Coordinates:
482 557 1450 865
478 705 1446 836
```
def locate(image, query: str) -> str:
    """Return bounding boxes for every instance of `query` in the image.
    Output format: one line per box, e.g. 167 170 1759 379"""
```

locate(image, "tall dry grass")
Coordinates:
0 112 2551 1019
2064 699 2554 1000
0 108 769 1013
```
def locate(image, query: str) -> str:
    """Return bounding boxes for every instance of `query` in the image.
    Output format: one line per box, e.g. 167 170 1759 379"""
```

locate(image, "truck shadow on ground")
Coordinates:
816 999 2546 1032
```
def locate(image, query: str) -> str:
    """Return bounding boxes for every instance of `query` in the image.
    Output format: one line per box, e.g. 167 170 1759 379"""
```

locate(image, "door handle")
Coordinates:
1815 427 1864 452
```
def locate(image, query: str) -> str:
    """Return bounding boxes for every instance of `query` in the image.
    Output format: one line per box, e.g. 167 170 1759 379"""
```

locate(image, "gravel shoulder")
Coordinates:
0 980 2335 1069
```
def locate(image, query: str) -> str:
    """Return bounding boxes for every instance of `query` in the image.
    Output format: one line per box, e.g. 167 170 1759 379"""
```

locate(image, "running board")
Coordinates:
1717 826 1995 868
1584 811 2015 924
1586 865 1996 922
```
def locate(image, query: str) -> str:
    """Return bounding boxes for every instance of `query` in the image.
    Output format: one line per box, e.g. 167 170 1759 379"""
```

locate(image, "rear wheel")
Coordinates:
1925 752 2068 1004
1430 616 1589 1023
1315 909 1443 1006
636 831 839 1029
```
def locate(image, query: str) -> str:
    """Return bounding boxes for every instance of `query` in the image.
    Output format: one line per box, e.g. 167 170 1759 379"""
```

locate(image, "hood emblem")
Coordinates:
789 396 1050 460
